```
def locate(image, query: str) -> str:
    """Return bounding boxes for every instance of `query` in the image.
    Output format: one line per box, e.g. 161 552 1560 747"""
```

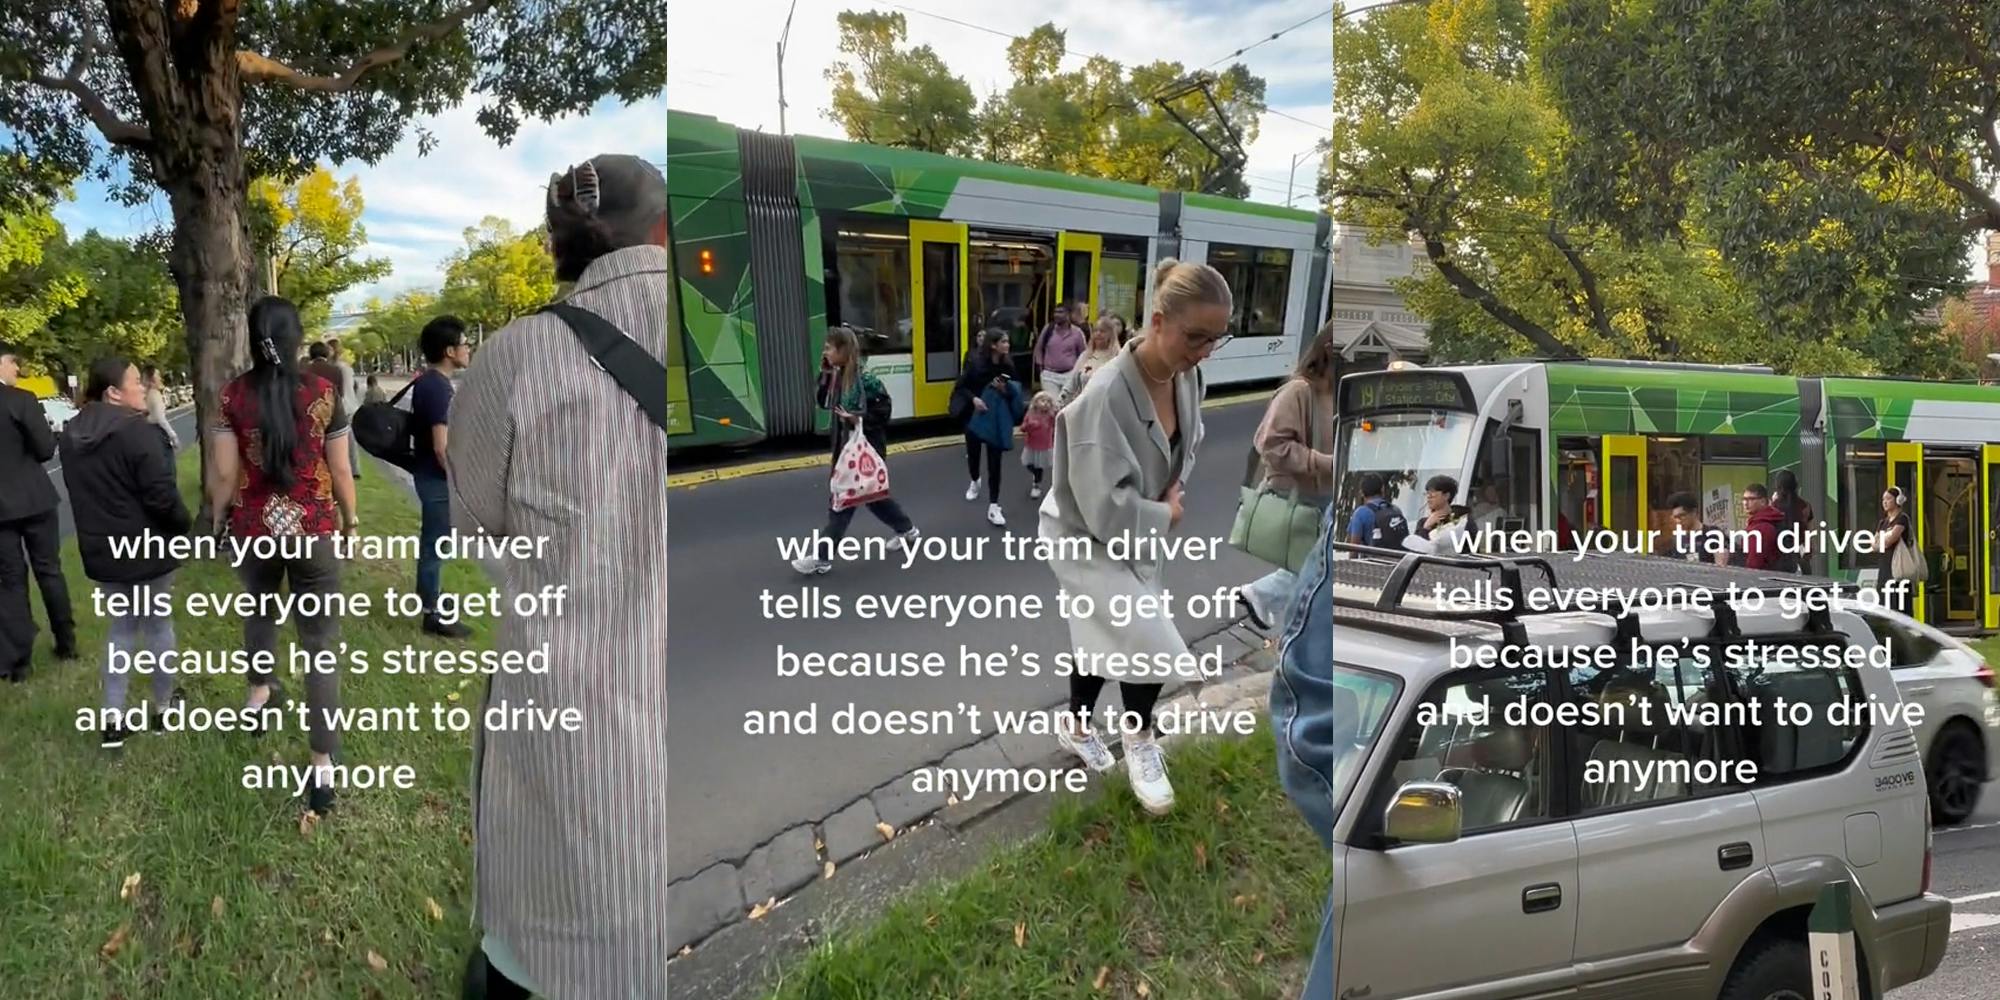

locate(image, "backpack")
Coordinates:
1367 498 1410 551
352 378 421 470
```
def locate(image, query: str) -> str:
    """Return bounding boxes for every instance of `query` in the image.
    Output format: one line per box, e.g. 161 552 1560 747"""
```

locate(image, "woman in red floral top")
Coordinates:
204 296 358 815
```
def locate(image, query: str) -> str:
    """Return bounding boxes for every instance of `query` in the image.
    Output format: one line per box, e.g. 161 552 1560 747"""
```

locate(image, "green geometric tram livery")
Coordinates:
1333 359 2000 632
667 108 1334 449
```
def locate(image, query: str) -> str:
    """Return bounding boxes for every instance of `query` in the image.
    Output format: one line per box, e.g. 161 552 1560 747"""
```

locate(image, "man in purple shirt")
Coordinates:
1033 301 1088 401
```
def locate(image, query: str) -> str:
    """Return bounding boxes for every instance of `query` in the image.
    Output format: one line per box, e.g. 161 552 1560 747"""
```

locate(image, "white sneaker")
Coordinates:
898 527 920 557
986 503 1007 527
965 481 981 502
1056 717 1117 773
790 556 831 576
1125 736 1175 815
1030 485 1044 500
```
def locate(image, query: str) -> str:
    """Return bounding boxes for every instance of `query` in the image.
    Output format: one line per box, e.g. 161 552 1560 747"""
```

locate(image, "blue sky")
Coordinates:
45 93 668 312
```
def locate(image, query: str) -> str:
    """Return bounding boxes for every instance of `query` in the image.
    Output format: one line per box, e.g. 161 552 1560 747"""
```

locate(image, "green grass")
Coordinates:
1969 636 2000 664
764 735 1330 1000
0 454 494 997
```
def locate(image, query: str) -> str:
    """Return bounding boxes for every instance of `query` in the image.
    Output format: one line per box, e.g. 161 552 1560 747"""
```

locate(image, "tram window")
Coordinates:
922 242 962 382
830 225 913 355
1062 250 1094 321
1837 445 1887 573
1209 244 1293 337
1700 436 1767 463
1469 424 1542 547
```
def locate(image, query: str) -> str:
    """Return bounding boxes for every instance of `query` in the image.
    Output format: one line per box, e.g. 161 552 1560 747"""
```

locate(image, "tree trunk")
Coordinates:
105 0 252 523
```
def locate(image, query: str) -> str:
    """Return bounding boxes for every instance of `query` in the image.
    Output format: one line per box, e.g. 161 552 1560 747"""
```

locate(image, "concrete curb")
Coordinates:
664 618 1283 961
667 389 1272 491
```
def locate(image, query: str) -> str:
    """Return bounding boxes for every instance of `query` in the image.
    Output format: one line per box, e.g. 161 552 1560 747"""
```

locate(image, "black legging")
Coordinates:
1070 676 1164 736
965 433 1003 501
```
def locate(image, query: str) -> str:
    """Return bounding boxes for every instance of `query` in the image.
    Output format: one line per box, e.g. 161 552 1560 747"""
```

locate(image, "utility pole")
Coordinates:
777 0 799 134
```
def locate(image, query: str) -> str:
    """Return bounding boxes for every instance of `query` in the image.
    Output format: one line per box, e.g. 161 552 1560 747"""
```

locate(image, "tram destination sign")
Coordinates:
1341 371 1475 413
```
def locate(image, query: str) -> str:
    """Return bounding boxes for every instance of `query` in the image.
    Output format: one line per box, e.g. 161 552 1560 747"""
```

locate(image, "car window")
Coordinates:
1566 653 1749 812
1385 671 1552 835
1868 613 1942 669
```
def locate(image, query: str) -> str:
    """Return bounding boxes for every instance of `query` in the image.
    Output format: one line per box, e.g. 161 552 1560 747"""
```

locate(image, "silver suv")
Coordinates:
1322 547 1952 999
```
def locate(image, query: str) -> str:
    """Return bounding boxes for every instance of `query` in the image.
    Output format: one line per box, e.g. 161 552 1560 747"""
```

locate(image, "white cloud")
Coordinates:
668 0 1330 207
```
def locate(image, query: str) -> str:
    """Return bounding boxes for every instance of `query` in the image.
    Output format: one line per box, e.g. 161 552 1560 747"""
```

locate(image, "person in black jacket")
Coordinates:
790 326 919 576
951 328 1017 524
0 343 77 681
61 356 193 749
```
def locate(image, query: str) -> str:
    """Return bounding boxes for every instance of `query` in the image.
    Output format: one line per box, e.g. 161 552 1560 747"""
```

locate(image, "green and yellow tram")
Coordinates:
1332 359 2000 631
667 108 1334 450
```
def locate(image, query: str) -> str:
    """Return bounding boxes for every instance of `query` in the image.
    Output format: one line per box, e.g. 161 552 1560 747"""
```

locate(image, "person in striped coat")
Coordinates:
446 154 670 999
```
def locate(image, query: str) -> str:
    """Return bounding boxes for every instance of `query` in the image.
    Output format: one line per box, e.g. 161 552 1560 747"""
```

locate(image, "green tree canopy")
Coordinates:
41 227 182 376
438 216 554 334
825 11 980 154
0 202 85 364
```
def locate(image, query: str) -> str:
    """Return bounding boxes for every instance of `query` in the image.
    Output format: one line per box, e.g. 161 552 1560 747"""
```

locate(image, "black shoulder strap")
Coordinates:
388 378 418 406
541 302 670 433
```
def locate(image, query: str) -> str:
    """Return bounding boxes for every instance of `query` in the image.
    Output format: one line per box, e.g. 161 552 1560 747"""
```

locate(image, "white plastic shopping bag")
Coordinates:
830 433 890 511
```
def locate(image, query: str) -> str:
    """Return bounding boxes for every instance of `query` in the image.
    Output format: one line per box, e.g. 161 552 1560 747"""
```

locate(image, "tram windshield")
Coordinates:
1335 410 1479 528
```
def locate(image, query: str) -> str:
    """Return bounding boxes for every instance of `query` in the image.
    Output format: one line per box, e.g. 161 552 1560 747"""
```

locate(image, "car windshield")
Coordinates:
1335 410 1478 526
1329 665 1400 817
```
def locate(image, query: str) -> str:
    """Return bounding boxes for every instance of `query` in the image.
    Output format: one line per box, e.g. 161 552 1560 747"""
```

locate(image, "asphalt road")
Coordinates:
664 398 1276 877
45 406 200 538
1897 797 2000 997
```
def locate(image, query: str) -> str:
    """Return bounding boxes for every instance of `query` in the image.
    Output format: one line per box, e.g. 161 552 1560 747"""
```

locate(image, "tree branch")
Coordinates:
1416 226 1575 358
236 0 494 92
1548 220 1614 344
27 23 152 149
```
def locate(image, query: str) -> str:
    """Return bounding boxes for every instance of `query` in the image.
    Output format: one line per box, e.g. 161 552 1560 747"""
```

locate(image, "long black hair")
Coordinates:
246 296 307 490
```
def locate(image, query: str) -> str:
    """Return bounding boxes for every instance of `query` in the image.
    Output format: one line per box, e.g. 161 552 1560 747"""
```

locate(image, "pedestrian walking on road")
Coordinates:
964 332 1028 527
140 364 178 455
409 317 473 640
1063 318 1121 408
0 342 77 682
1033 302 1087 403
1020 391 1057 500
1235 327 1336 631
791 325 919 575
328 340 363 482
953 329 1020 526
1042 258 1232 816
61 356 192 749
447 152 671 1000
204 296 358 814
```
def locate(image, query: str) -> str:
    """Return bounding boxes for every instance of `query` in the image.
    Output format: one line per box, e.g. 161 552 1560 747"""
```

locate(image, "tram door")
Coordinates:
1887 442 1925 622
1929 453 1980 624
910 220 970 418
1055 232 1102 325
1986 445 2000 630
1601 435 1650 554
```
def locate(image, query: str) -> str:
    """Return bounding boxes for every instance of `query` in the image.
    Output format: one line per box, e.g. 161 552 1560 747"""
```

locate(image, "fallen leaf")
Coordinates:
424 897 443 922
323 929 335 943
1194 843 1208 870
365 950 388 973
1252 950 1266 965
823 861 836 880
446 692 461 703
875 821 895 841
1093 966 1110 990
1062 866 1078 878
946 795 960 807
1013 922 1026 949
748 900 771 921
1218 767 1234 783
1136 982 1151 998
210 896 225 919
814 837 825 852
677 945 693 958
1215 798 1231 817
457 679 470 688
100 924 129 959
923 913 938 929
1231 894 1256 909
299 810 320 837
119 872 141 901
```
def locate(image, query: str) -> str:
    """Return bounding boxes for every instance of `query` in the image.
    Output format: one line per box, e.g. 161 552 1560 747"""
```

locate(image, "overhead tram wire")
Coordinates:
1203 5 1336 70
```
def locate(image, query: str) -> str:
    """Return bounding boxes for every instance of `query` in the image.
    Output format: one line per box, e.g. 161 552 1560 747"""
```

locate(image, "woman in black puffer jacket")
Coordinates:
60 355 193 750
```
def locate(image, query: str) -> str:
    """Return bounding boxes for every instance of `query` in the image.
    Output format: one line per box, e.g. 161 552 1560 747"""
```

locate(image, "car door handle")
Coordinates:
1905 685 1935 695
1522 883 1562 914
1719 842 1755 871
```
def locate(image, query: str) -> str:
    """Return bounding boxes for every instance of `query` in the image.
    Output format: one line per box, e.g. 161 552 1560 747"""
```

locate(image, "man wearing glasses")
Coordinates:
1730 482 1786 571
409 316 474 640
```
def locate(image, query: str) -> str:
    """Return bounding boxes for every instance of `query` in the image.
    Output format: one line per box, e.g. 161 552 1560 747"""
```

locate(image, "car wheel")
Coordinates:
1719 937 1810 1000
1929 721 1985 826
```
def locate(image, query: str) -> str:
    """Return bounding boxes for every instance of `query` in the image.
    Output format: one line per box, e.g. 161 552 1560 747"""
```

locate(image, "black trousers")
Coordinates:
965 434 1003 501
462 946 533 999
821 497 914 544
0 509 74 665
1070 676 1165 735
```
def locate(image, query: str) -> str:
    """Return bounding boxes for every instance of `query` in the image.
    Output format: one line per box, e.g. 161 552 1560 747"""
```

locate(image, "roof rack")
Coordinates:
1328 544 1843 642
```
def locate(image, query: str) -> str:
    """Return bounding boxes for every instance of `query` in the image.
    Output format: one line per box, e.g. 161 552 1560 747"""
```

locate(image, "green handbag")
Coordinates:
1227 394 1328 573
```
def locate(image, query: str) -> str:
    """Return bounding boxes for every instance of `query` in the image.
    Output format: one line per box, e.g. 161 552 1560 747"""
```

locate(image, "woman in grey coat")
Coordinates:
1040 258 1235 815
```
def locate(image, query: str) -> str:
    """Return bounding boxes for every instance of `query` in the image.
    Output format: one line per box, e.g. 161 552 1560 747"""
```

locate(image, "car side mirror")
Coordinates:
1384 781 1462 844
